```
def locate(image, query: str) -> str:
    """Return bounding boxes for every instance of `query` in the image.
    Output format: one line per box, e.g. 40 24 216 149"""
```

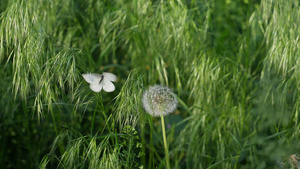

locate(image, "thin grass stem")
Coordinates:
91 107 97 135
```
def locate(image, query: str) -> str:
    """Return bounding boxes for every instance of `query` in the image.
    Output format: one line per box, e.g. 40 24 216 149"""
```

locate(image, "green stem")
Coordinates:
160 114 170 169
23 102 33 169
148 117 154 169
91 108 97 135
50 107 64 155
141 120 146 167
91 93 102 135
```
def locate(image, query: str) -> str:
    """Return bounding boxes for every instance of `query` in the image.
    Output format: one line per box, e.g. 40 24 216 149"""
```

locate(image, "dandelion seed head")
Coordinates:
142 85 178 117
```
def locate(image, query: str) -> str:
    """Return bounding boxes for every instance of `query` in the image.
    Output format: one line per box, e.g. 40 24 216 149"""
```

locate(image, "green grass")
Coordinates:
0 0 299 168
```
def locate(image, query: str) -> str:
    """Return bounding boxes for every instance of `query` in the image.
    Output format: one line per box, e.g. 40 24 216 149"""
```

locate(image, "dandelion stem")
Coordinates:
160 114 170 169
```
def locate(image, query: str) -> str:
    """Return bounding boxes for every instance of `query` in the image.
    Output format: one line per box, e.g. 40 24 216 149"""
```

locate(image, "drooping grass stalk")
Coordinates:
160 114 170 169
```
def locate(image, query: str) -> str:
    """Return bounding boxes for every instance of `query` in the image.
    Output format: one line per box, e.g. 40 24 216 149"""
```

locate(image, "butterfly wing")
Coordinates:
102 78 115 92
82 73 103 92
82 73 116 92
102 72 117 82
89 83 103 92
82 73 102 84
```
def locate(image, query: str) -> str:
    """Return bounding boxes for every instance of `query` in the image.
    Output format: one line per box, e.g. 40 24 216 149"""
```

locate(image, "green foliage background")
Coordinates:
0 0 299 168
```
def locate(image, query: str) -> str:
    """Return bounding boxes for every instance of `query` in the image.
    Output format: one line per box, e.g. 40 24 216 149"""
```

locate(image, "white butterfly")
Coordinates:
82 72 117 92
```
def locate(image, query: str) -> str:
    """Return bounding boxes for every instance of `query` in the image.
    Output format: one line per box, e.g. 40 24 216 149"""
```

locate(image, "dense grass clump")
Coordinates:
0 0 299 168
